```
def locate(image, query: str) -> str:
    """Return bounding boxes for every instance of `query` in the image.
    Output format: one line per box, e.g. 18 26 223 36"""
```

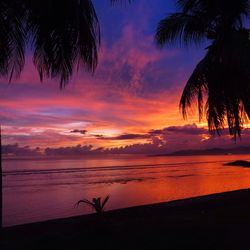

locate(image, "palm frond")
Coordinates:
180 29 250 138
93 198 104 213
157 1 250 138
157 0 250 48
0 0 101 85
26 0 100 87
101 195 110 209
155 13 208 47
176 0 200 13
179 57 208 121
74 199 93 208
177 0 250 30
75 195 110 214
0 1 26 80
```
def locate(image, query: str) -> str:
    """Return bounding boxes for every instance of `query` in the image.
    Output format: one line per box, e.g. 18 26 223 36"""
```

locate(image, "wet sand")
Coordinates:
2 188 250 249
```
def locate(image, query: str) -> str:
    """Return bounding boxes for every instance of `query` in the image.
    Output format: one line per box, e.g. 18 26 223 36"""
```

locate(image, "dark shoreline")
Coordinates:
2 188 250 249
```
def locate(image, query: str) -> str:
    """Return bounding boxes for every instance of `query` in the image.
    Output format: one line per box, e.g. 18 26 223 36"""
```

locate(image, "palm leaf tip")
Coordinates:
74 199 93 208
155 13 207 48
101 195 110 209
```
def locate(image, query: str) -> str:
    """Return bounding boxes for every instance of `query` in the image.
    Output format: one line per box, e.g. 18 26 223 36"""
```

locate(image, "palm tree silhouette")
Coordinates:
0 0 100 230
0 0 100 87
0 0 131 229
156 0 250 138
75 195 110 214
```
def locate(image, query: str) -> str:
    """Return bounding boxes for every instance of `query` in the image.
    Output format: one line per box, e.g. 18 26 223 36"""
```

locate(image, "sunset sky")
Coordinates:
1 0 250 155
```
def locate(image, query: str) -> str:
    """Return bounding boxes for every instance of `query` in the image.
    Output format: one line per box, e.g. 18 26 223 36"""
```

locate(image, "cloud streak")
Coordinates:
70 129 87 135
4 124 250 157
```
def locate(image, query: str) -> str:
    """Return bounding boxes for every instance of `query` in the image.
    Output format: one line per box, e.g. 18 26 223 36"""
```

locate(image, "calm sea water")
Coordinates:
3 154 250 227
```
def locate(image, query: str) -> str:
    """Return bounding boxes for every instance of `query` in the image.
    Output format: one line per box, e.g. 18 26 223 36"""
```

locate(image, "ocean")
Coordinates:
3 154 250 227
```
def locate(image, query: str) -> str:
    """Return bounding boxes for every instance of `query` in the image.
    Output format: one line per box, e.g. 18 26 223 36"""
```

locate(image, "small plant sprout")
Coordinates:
75 195 110 214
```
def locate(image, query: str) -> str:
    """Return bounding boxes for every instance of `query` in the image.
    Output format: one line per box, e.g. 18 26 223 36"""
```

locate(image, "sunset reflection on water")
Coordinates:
3 154 250 226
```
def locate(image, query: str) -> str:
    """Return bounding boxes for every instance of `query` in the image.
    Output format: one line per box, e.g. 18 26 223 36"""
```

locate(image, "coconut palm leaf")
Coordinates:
156 0 250 137
0 0 101 86
92 197 102 213
75 195 110 214
74 199 94 208
177 0 249 26
156 13 209 47
25 0 100 87
0 1 26 80
101 195 110 209
180 28 250 137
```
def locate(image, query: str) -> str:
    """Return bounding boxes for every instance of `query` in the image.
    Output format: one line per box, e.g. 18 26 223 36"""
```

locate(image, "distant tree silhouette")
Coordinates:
156 0 250 138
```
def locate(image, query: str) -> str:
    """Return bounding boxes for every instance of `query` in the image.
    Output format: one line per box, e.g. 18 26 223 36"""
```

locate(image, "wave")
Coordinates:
3 159 227 177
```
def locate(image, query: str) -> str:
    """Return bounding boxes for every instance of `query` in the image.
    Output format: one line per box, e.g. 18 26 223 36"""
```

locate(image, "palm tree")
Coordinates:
0 0 131 230
155 0 250 139
0 0 101 230
75 195 110 214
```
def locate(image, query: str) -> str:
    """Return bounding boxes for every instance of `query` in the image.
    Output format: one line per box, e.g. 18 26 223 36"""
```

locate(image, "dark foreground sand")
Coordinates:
2 189 250 250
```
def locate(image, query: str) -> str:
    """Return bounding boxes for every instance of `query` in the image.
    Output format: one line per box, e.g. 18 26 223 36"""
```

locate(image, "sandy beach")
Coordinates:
2 188 250 249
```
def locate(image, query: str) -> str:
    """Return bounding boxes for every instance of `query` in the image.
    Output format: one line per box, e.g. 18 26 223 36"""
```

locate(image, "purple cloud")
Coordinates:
98 133 150 140
2 144 42 157
70 129 87 135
